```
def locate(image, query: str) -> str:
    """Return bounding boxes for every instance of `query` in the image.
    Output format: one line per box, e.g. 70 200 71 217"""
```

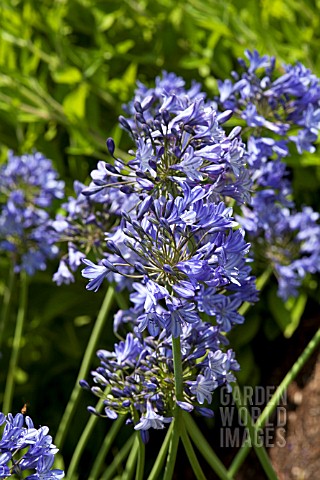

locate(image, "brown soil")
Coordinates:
269 352 320 480
174 315 320 480
237 316 320 480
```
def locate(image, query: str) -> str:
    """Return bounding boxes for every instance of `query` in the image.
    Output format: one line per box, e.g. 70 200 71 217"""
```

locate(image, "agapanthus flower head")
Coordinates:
0 412 64 478
0 151 64 275
123 71 206 123
52 180 138 286
216 50 320 299
80 68 259 438
82 184 256 336
82 73 251 206
83 319 239 436
217 49 320 153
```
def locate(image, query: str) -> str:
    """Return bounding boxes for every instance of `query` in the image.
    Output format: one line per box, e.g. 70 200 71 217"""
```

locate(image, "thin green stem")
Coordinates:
68 398 103 479
163 411 181 480
160 335 184 480
239 267 272 317
257 328 320 428
0 264 16 351
183 413 233 480
232 385 278 480
180 419 206 480
55 285 115 448
122 434 139 480
135 431 145 480
86 415 125 480
228 328 320 477
172 336 183 401
147 421 174 480
227 446 248 478
99 435 135 480
3 271 28 414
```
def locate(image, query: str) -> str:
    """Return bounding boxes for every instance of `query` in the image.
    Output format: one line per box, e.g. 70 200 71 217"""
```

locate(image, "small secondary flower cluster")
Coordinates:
81 72 257 432
0 151 64 275
0 412 64 479
52 179 137 286
216 50 320 299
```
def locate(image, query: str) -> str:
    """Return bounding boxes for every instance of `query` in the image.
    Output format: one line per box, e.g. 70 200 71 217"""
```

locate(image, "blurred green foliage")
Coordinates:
1 0 320 475
1 0 320 180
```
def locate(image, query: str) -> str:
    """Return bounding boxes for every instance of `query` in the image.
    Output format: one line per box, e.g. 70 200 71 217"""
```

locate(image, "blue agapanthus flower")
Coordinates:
82 185 256 336
82 318 239 439
0 151 64 275
0 412 64 478
52 179 138 287
216 50 320 299
81 69 256 433
82 75 251 206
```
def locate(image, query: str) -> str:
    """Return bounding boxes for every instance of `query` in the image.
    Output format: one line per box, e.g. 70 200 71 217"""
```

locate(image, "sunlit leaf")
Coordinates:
63 82 88 119
52 66 83 84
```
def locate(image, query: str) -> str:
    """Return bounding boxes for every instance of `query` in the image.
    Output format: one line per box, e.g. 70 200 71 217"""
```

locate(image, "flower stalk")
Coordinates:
55 285 115 448
3 271 28 414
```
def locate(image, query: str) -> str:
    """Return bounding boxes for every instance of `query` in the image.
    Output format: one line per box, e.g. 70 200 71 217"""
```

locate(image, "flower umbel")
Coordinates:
0 151 64 275
0 412 64 478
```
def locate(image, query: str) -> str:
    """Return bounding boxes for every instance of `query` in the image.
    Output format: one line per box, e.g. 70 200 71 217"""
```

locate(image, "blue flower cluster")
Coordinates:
52 179 137 286
83 71 251 205
82 321 238 441
0 412 64 479
0 151 64 275
216 50 320 299
81 72 257 432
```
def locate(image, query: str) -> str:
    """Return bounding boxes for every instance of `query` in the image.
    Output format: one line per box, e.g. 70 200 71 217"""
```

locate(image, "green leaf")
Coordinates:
52 65 82 84
63 82 88 119
235 345 260 385
229 314 261 348
116 39 135 54
284 293 307 338
268 288 307 337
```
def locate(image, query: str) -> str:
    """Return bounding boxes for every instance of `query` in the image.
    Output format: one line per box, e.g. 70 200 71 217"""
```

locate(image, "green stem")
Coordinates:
257 329 320 428
135 431 145 480
163 411 181 480
232 385 278 480
228 328 320 477
122 434 139 480
3 271 28 414
172 336 183 401
99 435 135 480
68 402 124 480
68 398 103 479
0 264 16 351
227 445 247 479
161 335 184 480
183 413 232 480
147 421 174 480
55 285 115 448
180 419 206 480
239 267 272 317
88 416 126 480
